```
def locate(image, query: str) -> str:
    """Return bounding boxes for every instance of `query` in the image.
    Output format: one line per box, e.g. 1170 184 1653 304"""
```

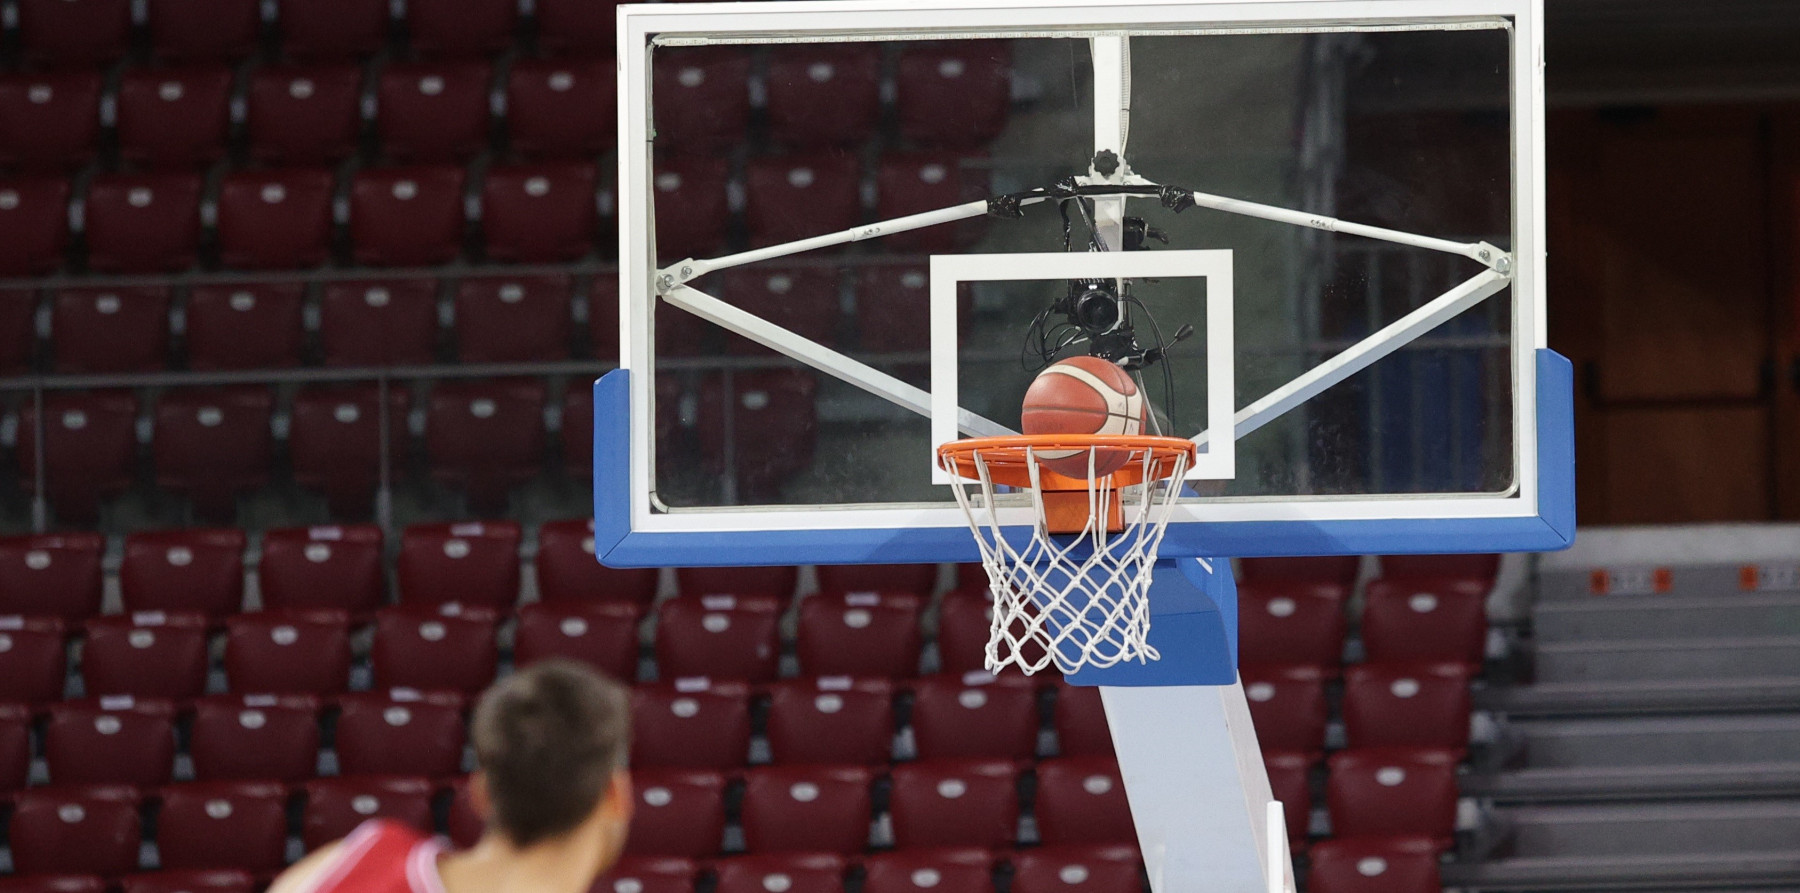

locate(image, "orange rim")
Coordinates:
937 434 1198 490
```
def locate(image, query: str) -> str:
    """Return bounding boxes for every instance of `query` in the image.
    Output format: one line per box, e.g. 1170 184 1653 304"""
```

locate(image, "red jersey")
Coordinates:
304 820 448 893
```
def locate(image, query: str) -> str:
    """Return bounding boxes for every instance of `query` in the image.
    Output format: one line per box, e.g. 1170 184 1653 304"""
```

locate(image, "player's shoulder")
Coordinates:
273 820 440 893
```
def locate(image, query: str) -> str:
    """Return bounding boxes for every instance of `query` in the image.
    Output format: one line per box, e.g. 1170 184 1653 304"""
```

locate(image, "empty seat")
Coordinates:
1264 751 1312 850
652 48 752 154
215 167 336 269
1241 665 1329 757
350 166 468 266
0 533 104 622
675 566 798 600
1361 577 1489 668
654 595 783 683
155 781 290 873
888 759 1019 849
45 698 177 787
7 787 141 877
152 386 276 521
147 0 260 59
536 519 661 605
16 390 140 523
16 0 132 65
695 370 819 502
0 177 72 275
895 41 1012 148
513 601 642 680
1035 756 1133 847
370 606 500 697
83 173 203 273
875 153 988 253
594 858 700 893
816 563 940 597
51 287 171 373
719 267 841 353
765 677 894 766
0 289 34 374
223 611 353 695
454 275 574 362
1237 556 1360 588
1009 846 1141 893
1236 582 1348 671
376 60 493 161
301 776 435 849
650 155 732 262
482 162 598 262
405 0 515 55
424 379 549 512
188 693 322 782
119 529 247 618
119 872 254 893
397 521 523 610
714 855 847 893
1342 662 1471 753
0 71 102 170
533 0 616 53
623 769 727 858
81 613 211 701
1379 553 1500 582
1325 747 1460 846
764 46 881 148
935 590 999 676
741 764 874 854
744 153 862 247
318 278 441 367
561 386 596 477
507 57 615 158
861 849 994 893
277 0 388 59
115 64 234 166
1307 836 1441 893
335 690 467 777
0 702 31 792
0 617 68 706
184 283 307 370
631 679 752 769
909 671 1040 761
289 384 413 516
246 63 365 163
259 524 386 615
797 592 924 678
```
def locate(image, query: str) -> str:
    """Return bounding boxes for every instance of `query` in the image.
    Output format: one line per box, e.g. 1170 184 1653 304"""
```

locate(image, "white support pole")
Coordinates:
1089 36 1131 253
1179 188 1508 269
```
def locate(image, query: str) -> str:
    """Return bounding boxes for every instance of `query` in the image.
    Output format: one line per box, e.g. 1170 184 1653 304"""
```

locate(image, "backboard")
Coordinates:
597 0 1572 568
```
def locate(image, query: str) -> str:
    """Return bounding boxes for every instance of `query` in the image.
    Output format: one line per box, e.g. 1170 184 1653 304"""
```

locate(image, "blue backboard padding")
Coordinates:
1067 556 1240 687
594 349 1575 568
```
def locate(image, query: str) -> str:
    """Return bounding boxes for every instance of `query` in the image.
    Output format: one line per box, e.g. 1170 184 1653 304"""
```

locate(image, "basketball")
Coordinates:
1020 355 1147 477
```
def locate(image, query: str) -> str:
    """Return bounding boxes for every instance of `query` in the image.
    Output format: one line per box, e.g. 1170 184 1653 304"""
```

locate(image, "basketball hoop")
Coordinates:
937 434 1197 675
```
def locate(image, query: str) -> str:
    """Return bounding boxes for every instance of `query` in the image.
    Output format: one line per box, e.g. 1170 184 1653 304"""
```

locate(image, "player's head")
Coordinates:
466 660 633 865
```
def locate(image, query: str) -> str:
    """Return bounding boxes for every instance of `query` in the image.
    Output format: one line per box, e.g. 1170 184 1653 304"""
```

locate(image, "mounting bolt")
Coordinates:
1477 249 1491 262
680 265 694 278
656 273 675 293
1092 149 1121 177
1496 257 1512 274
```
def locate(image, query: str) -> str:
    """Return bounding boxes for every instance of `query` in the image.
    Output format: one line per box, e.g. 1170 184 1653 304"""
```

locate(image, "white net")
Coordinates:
941 442 1192 675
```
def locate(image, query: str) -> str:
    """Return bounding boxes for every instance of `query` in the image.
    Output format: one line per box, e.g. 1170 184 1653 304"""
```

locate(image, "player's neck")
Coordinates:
436 832 606 893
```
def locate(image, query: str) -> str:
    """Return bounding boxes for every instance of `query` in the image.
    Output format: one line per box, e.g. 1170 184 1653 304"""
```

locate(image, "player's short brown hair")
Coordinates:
470 660 631 847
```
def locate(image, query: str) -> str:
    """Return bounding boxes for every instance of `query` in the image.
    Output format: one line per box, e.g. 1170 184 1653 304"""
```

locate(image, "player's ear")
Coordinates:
604 769 633 825
466 772 494 821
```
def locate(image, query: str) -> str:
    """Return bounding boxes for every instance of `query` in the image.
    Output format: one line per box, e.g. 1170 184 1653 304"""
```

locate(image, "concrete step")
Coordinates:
1533 636 1800 683
1498 800 1800 857
1463 761 1800 803
1511 715 1800 768
1477 677 1800 717
1442 849 1800 891
1535 593 1800 642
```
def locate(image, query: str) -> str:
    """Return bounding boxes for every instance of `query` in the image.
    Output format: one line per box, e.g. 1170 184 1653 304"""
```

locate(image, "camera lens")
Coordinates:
1075 284 1120 333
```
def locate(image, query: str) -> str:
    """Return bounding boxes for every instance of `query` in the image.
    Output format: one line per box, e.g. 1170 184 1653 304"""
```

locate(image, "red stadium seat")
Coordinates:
424 379 549 512
482 163 598 262
259 525 386 615
0 879 107 893
720 267 840 354
888 759 1019 849
0 72 102 170
277 0 388 59
909 671 1040 761
45 698 177 787
695 370 819 502
714 855 847 893
16 0 132 65
561 387 596 477
1237 581 1348 671
652 48 752 155
376 60 492 161
223 611 353 695
740 764 874 854
536 519 661 605
188 693 322 782
119 529 247 618
370 606 500 697
1361 577 1489 669
895 41 1011 148
215 167 336 269
350 166 468 266
115 64 233 166
935 590 1030 677
1325 747 1460 847
595 858 700 893
318 278 441 367
631 679 752 770
83 173 202 273
246 63 365 163
0 289 34 373
675 565 798 599
623 769 727 858
796 592 925 678
120 872 254 893
1035 756 1134 846
81 612 210 701
397 521 522 610
289 384 413 516
334 689 467 778
534 0 618 54
875 153 989 253
1237 556 1360 587
152 386 276 520
301 776 435 849
50 286 171 372
651 155 732 262
861 849 994 893
184 283 307 370
0 702 31 792
1307 836 1441 893
16 391 140 523
1379 553 1501 582
764 677 894 766
765 46 881 148
406 0 515 56
0 177 72 275
147 0 260 59
1264 751 1312 850
454 275 574 362
7 786 141 877
513 601 642 680
506 57 615 158
154 781 290 873
654 595 783 683
816 563 940 597
0 617 68 706
744 153 862 247
447 777 482 848
1342 662 1472 753
1241 664 1329 757
1009 846 1141 893
0 533 104 622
